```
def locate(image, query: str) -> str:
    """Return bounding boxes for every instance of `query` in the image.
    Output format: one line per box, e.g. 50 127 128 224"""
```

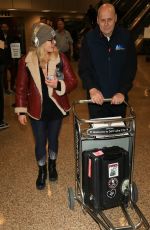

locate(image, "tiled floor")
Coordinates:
0 55 150 230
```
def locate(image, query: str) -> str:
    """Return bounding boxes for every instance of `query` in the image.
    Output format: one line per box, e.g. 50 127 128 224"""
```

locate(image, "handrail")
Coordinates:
129 3 150 31
119 0 146 23
113 0 121 6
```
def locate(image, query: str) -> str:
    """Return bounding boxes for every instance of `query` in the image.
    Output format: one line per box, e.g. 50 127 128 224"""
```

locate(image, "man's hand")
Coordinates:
89 88 104 104
111 93 125 104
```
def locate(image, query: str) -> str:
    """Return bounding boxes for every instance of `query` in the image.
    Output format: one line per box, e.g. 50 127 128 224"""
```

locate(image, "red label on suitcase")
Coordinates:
93 150 104 157
88 159 92 177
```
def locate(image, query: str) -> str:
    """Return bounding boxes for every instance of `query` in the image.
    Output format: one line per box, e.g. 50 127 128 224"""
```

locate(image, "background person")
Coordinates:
0 23 13 94
15 23 77 190
79 3 137 118
0 40 9 130
40 16 47 24
47 18 54 27
0 23 15 94
55 18 73 60
86 4 97 28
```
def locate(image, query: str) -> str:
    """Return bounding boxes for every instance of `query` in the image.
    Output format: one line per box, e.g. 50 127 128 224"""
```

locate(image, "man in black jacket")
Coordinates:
0 40 9 129
79 3 137 118
0 23 16 94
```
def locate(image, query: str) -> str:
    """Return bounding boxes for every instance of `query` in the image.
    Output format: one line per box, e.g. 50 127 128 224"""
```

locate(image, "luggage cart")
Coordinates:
68 99 150 230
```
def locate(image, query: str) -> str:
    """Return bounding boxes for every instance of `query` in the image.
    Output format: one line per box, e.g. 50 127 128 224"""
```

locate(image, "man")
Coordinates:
86 4 97 27
55 18 73 60
79 3 137 118
0 23 14 94
0 39 9 129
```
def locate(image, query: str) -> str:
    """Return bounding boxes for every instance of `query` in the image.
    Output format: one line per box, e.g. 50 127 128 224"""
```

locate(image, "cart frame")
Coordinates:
68 99 150 230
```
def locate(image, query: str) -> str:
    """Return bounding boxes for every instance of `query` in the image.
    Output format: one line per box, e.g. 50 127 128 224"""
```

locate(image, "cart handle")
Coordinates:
72 99 135 123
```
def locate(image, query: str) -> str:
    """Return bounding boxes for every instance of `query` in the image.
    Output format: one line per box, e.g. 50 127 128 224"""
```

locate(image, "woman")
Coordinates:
15 23 77 190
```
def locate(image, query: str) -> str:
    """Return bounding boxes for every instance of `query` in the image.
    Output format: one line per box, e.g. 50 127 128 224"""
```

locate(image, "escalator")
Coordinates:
115 0 150 55
130 4 150 55
119 0 149 28
112 0 137 20
129 3 150 35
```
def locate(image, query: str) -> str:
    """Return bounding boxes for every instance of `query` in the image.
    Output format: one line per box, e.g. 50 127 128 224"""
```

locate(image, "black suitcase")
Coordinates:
82 146 129 211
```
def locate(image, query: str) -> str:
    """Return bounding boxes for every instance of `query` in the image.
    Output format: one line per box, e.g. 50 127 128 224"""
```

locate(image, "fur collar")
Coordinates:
25 51 60 97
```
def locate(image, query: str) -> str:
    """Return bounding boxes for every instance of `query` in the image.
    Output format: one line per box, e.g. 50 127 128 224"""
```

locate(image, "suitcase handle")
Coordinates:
72 99 135 123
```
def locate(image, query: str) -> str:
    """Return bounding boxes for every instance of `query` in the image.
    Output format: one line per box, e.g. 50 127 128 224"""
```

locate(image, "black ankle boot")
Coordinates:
48 159 58 181
36 164 47 190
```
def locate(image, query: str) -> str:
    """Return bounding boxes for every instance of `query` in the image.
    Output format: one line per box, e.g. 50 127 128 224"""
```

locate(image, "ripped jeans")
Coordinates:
30 118 62 165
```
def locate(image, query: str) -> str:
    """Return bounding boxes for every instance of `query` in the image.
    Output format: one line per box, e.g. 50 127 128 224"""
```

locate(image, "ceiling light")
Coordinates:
7 9 17 11
41 10 51 12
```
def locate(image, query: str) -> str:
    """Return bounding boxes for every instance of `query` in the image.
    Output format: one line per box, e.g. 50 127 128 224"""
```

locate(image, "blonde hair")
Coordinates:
30 43 59 68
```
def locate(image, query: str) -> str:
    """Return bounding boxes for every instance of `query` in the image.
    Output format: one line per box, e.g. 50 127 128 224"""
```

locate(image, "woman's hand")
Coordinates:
18 115 27 125
45 76 58 89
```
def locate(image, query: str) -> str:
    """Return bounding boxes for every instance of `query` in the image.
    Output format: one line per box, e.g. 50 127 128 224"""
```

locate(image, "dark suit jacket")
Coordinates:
0 29 13 65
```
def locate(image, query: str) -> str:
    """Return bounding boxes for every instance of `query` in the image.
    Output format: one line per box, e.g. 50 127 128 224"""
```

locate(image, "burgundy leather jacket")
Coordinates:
15 52 78 120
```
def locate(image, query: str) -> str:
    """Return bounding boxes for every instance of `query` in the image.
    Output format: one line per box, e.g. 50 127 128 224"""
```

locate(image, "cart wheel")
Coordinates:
131 182 138 203
67 187 75 210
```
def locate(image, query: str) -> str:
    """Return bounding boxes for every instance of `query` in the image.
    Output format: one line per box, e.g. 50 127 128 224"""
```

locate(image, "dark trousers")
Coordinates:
0 65 5 122
4 59 18 91
30 118 62 162
88 102 127 119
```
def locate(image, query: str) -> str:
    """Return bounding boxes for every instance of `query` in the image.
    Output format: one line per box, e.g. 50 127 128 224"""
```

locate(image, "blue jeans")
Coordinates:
30 118 62 163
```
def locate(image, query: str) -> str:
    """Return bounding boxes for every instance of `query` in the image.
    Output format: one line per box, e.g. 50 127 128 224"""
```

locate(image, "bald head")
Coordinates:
97 3 117 37
98 3 116 15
